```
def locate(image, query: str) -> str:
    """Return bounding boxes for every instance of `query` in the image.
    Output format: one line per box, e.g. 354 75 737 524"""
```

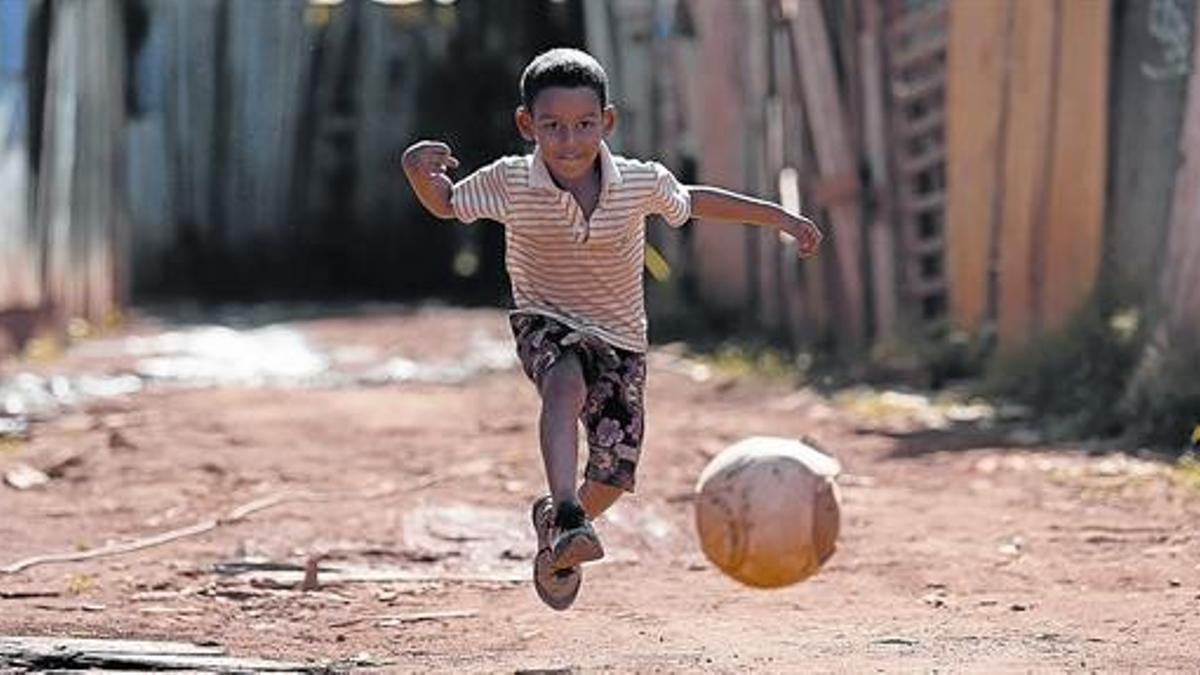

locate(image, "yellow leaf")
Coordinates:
644 243 671 282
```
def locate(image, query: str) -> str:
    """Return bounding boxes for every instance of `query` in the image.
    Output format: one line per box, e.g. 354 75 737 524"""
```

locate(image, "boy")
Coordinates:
401 48 821 610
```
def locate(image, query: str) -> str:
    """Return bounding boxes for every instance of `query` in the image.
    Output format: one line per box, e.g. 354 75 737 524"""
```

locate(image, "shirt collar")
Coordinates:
529 141 623 192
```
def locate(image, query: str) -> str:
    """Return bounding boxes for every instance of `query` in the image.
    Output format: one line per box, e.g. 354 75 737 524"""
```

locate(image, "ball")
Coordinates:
694 436 842 588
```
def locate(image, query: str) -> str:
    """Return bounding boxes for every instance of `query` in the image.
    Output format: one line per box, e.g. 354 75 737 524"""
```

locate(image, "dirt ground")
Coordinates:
1 305 1197 673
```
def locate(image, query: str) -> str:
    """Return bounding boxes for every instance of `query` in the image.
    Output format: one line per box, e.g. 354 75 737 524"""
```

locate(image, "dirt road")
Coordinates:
1 306 1197 672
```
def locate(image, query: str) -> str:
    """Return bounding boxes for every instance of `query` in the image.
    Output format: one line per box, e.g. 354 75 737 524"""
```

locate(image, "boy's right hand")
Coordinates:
400 141 459 219
401 141 459 189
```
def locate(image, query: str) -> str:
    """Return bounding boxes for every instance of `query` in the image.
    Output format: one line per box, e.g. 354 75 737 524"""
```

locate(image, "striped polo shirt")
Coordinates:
451 141 691 353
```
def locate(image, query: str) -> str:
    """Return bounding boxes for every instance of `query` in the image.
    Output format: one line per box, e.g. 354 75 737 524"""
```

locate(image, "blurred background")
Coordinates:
0 0 1197 447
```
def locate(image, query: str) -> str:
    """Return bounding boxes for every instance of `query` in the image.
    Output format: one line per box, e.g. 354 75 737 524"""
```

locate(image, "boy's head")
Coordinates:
516 48 616 184
520 48 608 112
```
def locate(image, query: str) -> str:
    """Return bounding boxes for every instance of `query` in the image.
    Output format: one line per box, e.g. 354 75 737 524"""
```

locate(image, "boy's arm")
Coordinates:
688 186 822 257
401 140 459 220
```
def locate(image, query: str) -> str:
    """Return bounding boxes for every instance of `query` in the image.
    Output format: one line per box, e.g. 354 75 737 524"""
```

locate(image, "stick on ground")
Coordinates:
0 475 446 575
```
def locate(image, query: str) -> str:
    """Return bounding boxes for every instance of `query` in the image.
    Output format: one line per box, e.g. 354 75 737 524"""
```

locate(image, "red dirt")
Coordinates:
1 306 1197 672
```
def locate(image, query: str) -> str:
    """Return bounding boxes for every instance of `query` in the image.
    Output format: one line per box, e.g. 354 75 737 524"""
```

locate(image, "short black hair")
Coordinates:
520 48 608 111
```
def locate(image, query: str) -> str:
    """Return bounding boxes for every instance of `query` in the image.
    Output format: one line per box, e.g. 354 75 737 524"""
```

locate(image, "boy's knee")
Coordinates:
541 353 585 405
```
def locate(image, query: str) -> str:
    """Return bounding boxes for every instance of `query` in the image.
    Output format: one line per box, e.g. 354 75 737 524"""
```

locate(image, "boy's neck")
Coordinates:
547 156 602 197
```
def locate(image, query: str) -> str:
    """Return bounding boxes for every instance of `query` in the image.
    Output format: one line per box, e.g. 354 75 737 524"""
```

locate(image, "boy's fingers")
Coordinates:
421 155 454 174
445 155 460 169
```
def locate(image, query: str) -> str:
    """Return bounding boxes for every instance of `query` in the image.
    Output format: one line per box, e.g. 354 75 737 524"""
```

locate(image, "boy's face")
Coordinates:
516 87 616 184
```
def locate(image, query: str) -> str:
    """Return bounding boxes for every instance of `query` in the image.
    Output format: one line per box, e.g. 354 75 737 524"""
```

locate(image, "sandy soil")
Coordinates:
1 306 1197 673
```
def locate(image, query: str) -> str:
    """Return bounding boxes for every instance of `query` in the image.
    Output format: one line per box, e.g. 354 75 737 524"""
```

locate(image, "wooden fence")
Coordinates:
4 0 1199 368
593 0 950 353
947 0 1111 347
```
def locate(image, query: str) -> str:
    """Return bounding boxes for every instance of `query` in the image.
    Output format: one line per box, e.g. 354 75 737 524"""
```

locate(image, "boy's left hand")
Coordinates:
777 213 823 258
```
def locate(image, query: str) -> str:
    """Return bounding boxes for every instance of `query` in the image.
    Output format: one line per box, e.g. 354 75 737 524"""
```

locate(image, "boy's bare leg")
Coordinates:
538 353 586 506
579 479 622 519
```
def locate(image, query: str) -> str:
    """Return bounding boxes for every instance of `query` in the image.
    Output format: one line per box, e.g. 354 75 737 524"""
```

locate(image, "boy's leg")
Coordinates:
578 347 645 517
538 352 604 569
579 479 623 519
538 352 586 507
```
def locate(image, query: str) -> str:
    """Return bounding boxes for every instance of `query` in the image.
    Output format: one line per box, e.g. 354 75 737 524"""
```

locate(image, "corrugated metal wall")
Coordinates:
125 0 584 301
0 0 128 329
0 0 37 310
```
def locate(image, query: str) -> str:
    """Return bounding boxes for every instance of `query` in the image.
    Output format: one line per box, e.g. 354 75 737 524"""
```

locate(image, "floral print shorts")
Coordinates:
510 313 647 493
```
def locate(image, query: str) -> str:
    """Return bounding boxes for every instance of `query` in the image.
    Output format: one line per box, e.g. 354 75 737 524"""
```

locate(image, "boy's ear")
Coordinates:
602 105 617 137
515 106 536 142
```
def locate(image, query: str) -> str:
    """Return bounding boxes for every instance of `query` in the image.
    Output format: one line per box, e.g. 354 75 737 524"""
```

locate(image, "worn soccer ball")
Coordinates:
694 436 841 588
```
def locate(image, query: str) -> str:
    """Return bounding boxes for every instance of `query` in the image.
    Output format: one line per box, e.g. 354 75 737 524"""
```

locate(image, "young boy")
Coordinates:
401 48 821 610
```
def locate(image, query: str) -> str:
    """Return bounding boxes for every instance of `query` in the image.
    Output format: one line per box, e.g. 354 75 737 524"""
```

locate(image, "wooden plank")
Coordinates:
995 0 1056 345
1038 0 1110 330
218 565 525 586
691 1 754 310
945 0 1009 334
1158 0 1200 340
776 17 824 344
0 636 225 657
1106 0 1194 298
860 0 899 340
787 0 868 348
34 0 127 325
0 636 309 672
744 0 773 328
811 171 861 207
838 0 862 158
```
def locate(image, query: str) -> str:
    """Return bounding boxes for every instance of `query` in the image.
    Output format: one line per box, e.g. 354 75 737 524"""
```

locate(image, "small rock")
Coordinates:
921 593 947 608
4 463 50 490
108 429 138 450
998 536 1025 557
874 636 918 646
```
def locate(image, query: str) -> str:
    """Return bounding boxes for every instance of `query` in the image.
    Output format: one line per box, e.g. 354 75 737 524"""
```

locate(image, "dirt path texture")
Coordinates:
0 305 1197 673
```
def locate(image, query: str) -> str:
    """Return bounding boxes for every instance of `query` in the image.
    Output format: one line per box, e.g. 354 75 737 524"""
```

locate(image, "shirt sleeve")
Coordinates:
451 159 510 224
646 162 691 227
